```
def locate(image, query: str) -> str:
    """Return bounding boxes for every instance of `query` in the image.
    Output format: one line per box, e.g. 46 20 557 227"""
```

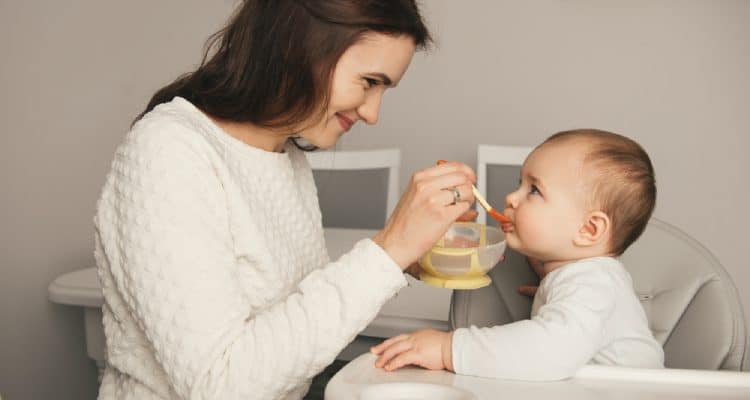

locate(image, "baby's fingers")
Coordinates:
384 350 418 372
375 339 413 369
370 334 409 355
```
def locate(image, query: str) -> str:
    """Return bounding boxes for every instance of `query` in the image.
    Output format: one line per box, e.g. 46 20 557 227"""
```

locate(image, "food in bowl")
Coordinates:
419 222 506 289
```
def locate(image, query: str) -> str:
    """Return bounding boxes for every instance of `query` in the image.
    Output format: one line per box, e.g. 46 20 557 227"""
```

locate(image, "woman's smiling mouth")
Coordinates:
336 113 354 131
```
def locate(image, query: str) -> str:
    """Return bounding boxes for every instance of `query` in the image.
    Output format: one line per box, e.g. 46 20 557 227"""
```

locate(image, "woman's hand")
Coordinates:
403 207 477 279
373 161 476 270
518 256 545 296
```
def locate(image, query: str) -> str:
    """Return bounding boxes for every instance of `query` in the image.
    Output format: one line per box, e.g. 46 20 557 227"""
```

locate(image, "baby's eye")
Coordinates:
529 184 541 196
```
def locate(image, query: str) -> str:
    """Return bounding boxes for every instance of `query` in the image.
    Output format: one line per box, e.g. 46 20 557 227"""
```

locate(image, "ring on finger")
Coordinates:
450 187 462 205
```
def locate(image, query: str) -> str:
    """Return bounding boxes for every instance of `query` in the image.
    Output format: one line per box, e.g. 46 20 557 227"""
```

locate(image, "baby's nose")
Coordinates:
505 190 518 209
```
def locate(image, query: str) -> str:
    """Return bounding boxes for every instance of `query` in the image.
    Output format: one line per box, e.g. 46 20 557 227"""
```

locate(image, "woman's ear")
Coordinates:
574 211 610 248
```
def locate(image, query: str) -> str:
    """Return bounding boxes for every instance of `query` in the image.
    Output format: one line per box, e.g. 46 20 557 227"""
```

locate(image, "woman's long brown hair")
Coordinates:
136 0 431 147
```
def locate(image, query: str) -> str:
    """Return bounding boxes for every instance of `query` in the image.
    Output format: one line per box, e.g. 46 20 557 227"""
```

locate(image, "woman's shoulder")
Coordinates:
121 98 216 167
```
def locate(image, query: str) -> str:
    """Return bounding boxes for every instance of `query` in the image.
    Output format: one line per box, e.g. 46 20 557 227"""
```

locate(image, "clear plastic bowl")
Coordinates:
419 222 506 289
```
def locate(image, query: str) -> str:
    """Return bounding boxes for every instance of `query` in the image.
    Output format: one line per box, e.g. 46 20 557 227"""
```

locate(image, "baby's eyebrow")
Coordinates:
527 174 546 191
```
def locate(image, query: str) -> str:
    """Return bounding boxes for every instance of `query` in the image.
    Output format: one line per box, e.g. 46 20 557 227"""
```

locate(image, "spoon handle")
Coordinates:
437 160 511 224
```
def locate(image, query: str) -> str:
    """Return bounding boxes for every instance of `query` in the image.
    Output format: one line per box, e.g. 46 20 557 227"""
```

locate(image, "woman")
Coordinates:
94 1 476 399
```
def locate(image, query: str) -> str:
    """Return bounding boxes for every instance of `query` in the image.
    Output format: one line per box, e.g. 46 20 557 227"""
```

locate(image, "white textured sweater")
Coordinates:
452 257 664 380
93 97 407 400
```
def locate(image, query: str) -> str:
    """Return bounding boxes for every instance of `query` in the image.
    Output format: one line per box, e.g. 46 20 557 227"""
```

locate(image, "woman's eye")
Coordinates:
364 77 379 88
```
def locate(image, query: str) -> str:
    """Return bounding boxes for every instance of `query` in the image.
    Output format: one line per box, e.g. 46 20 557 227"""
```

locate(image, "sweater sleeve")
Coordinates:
95 122 407 399
451 263 616 381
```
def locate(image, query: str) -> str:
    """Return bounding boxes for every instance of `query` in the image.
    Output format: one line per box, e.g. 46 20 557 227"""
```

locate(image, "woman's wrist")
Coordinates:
372 230 411 270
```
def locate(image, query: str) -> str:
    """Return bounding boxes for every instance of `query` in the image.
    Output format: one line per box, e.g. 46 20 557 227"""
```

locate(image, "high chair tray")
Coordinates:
325 353 750 400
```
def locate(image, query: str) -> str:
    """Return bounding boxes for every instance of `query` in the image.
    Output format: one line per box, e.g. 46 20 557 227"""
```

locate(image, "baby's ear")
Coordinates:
574 211 610 247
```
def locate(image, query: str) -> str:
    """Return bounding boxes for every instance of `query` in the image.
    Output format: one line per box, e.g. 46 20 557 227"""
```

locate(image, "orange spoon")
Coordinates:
437 160 512 224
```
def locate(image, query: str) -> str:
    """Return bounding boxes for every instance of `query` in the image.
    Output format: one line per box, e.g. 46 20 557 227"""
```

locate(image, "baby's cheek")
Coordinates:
516 220 547 249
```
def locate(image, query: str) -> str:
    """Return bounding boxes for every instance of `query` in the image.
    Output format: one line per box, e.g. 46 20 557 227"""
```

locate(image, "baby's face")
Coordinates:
502 140 591 262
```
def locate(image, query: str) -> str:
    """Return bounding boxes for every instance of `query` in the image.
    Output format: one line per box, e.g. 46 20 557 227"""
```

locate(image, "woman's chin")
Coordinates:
311 142 335 150
310 134 343 150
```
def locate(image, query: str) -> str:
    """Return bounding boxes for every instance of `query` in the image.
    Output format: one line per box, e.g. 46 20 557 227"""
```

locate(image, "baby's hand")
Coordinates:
370 329 454 372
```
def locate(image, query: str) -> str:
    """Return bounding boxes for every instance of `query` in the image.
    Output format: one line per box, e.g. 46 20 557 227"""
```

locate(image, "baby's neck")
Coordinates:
540 254 613 276
541 259 574 276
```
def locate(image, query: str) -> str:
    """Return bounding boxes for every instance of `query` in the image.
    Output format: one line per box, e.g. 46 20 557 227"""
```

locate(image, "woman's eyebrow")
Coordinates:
366 72 394 87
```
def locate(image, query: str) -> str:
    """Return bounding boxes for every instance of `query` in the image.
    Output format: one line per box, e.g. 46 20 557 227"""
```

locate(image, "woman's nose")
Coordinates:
357 91 382 125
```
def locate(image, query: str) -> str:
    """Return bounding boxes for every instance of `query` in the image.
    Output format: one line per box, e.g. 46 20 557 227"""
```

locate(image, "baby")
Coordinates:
371 129 664 380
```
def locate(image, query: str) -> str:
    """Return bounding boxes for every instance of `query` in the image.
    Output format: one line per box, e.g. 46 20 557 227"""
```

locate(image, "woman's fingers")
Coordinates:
404 262 422 279
417 161 476 183
444 199 473 222
518 285 538 297
526 256 546 279
373 161 478 269
456 209 478 222
437 184 475 207
417 174 475 201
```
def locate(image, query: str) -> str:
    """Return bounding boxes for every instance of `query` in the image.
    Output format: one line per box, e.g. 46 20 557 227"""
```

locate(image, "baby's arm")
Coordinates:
371 329 454 372
453 266 617 381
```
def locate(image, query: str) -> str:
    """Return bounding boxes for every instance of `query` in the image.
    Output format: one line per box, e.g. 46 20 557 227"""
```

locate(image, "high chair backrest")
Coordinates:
476 145 533 225
306 149 400 229
450 217 748 371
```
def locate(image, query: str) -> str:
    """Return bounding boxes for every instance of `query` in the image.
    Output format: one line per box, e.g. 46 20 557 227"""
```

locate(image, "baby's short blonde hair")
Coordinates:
541 129 656 255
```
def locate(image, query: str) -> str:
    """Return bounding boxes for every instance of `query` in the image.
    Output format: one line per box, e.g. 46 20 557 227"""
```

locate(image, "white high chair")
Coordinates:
306 148 400 229
451 217 748 370
324 145 750 399
475 144 533 225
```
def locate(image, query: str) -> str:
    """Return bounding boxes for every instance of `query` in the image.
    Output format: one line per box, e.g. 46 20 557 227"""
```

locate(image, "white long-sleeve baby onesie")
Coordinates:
452 256 664 380
94 97 407 400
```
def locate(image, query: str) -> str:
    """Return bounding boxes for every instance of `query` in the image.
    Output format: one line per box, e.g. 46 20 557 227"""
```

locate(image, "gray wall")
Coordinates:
0 1 748 399
342 0 750 353
0 1 236 399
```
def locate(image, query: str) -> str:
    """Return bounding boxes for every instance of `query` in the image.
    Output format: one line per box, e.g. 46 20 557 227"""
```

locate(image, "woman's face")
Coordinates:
297 33 416 149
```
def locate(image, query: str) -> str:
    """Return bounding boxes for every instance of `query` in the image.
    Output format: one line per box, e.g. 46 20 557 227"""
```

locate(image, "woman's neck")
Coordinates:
210 116 291 153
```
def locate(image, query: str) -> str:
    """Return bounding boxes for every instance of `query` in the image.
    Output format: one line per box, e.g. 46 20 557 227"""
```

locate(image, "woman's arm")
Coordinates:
96 124 407 399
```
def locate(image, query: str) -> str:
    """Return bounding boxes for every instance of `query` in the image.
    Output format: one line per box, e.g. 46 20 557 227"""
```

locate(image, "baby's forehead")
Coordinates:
526 139 594 173
525 139 600 195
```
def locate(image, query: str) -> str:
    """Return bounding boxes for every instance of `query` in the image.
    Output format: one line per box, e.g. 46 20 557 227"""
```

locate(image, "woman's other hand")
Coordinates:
403 262 422 279
373 161 476 270
518 256 545 296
